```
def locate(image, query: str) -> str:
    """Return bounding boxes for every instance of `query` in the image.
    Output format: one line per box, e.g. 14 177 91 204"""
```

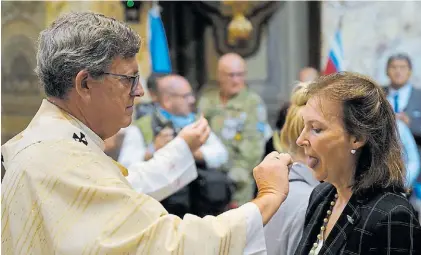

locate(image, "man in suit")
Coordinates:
384 53 421 219
385 53 421 147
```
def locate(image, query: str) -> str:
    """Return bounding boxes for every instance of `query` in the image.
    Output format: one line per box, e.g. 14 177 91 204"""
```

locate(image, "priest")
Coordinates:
1 12 292 254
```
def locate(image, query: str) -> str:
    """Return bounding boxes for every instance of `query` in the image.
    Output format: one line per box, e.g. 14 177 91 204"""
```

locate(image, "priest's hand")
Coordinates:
178 116 211 153
252 152 292 225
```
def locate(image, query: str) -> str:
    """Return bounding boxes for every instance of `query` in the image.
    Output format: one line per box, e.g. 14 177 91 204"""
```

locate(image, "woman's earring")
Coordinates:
351 149 356 154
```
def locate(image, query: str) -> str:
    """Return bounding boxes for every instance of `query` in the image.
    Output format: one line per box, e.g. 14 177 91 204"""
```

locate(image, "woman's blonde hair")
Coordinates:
279 82 310 155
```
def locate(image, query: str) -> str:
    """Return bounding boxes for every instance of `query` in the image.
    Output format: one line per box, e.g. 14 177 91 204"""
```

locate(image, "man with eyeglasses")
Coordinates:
119 74 231 217
121 74 227 165
384 53 421 146
2 12 293 254
383 53 421 221
199 53 271 207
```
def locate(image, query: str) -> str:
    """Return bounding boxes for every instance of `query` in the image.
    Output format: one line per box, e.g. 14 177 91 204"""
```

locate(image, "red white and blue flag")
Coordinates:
323 28 344 75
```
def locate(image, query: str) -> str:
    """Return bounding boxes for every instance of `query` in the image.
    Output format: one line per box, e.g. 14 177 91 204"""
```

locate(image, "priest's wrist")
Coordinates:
252 189 286 226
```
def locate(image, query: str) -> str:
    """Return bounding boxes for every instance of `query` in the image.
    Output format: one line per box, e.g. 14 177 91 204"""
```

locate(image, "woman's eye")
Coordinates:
312 128 322 134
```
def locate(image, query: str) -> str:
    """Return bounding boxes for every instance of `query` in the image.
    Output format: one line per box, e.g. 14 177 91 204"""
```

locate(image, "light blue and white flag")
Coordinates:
148 3 172 73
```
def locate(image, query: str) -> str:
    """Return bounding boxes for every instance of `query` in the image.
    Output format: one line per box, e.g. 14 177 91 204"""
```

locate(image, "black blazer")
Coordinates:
384 86 421 145
295 182 421 254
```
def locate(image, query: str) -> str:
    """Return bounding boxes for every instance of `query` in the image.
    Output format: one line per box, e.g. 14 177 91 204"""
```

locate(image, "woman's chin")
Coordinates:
311 167 326 181
313 174 325 182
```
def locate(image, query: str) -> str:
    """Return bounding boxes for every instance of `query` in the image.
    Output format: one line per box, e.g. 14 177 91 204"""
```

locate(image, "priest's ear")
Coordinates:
74 70 93 100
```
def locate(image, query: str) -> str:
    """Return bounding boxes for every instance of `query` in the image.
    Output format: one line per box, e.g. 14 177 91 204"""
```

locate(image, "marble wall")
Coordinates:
322 1 421 88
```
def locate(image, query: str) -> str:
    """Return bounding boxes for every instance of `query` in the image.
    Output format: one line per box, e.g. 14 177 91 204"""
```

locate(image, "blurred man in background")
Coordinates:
384 53 421 220
199 53 269 206
298 67 319 82
385 53 421 146
120 74 231 217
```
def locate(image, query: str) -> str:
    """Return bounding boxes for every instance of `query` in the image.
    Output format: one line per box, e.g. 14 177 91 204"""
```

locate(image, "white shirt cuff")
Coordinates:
238 202 267 255
199 132 228 169
126 137 197 201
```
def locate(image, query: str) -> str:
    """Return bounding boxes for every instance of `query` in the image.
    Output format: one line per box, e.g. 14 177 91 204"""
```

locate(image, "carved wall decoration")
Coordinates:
222 1 253 45
192 1 283 58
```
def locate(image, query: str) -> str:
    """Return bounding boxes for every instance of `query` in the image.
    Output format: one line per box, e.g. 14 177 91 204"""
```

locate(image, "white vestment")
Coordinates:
119 125 228 170
119 125 200 201
1 99 267 254
119 123 228 196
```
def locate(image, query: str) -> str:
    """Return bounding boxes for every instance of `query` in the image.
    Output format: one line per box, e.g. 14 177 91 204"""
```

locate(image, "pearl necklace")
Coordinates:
309 193 338 255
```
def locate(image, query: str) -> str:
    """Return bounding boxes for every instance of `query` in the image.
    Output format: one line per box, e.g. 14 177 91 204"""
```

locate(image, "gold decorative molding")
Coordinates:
222 1 253 45
192 1 282 58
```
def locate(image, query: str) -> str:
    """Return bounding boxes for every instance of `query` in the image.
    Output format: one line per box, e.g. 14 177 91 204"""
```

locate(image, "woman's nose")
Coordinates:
296 130 308 147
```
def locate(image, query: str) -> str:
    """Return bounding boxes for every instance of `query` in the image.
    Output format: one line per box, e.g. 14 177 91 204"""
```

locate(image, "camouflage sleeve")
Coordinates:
230 96 267 181
226 95 268 204
197 94 211 119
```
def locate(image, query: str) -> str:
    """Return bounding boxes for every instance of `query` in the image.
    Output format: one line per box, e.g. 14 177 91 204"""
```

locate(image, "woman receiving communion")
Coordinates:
293 72 421 255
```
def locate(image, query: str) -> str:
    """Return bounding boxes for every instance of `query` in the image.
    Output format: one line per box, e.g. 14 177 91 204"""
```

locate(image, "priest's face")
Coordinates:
85 56 143 139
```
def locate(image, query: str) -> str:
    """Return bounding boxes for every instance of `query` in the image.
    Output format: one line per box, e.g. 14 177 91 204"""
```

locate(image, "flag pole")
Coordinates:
338 13 343 31
151 0 161 16
337 0 345 31
338 0 345 71
148 0 172 74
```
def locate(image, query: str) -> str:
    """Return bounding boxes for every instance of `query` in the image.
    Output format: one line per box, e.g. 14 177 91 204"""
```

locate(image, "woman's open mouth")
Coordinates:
307 156 319 169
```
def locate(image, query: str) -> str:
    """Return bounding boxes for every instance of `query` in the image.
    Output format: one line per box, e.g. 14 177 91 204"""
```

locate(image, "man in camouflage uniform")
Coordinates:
198 53 269 206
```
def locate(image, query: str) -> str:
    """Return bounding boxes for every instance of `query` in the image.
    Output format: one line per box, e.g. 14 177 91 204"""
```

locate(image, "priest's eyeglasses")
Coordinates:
103 72 140 95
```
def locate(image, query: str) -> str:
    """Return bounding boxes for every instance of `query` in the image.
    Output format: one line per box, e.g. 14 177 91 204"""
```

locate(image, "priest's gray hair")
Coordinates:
35 12 141 99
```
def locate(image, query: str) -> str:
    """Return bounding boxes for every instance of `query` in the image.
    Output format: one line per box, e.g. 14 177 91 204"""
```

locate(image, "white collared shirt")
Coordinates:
118 125 229 170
